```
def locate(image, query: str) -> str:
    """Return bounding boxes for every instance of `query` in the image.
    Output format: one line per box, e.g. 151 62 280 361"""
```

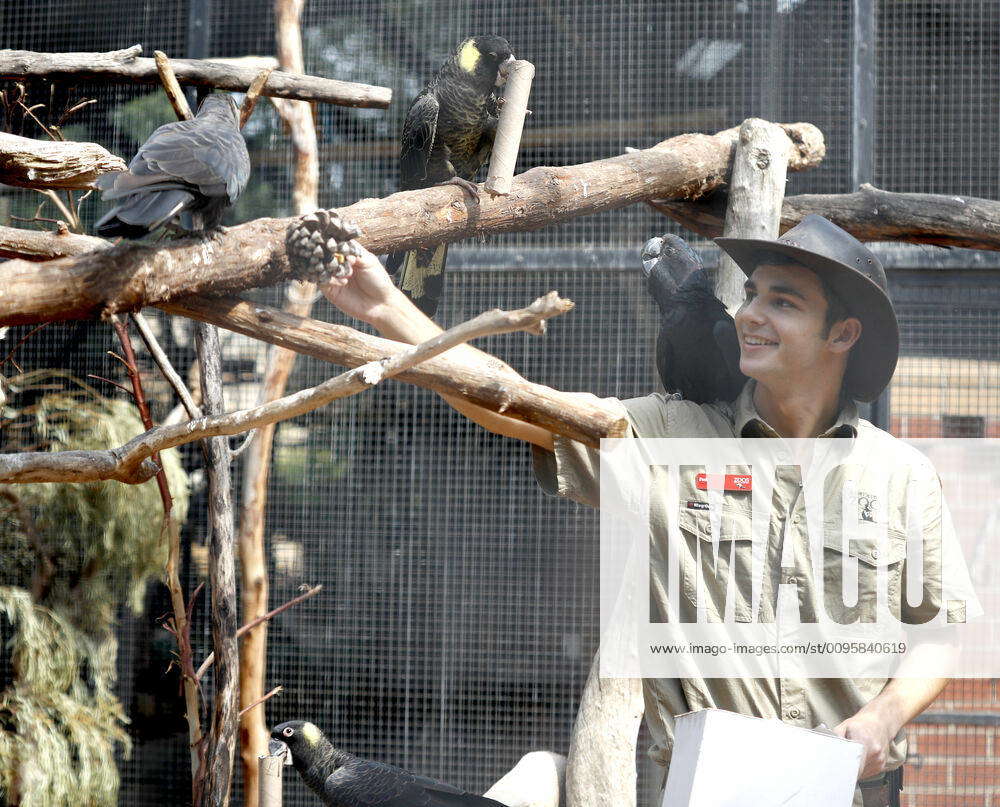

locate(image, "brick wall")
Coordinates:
903 680 1000 806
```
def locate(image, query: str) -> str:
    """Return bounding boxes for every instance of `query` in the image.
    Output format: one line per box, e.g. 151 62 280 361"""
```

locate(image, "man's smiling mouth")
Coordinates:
742 335 778 346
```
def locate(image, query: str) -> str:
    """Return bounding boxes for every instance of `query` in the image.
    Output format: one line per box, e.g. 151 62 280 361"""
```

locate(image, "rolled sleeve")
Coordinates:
531 393 632 509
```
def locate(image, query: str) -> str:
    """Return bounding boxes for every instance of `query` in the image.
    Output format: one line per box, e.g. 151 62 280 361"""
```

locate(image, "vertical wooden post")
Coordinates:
715 118 791 310
258 752 284 807
237 1 320 804
198 321 240 807
565 652 644 807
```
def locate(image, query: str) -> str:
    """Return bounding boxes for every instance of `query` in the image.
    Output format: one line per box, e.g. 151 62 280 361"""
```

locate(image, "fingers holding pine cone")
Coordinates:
285 210 363 282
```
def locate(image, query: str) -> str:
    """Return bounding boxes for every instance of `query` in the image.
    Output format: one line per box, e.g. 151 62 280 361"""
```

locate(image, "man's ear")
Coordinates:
829 317 862 353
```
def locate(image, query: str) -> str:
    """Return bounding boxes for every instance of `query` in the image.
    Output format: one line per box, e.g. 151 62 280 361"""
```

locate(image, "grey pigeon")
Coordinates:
270 720 507 807
95 94 249 237
642 233 747 404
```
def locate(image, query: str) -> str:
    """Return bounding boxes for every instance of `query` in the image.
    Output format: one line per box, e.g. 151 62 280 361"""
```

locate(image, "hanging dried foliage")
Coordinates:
0 370 189 806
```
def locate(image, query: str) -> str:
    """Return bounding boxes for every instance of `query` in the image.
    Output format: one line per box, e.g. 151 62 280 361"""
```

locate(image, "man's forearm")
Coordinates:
367 286 555 448
856 673 950 737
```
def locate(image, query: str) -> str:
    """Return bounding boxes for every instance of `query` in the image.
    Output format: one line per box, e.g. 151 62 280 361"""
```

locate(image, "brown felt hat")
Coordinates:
715 215 898 402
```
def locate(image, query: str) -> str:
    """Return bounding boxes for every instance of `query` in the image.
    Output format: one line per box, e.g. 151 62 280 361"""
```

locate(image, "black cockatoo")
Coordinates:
94 94 250 238
641 233 747 404
270 720 507 807
386 35 515 317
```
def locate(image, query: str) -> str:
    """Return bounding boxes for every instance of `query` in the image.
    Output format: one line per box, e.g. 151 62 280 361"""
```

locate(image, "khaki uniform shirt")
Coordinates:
533 381 958 798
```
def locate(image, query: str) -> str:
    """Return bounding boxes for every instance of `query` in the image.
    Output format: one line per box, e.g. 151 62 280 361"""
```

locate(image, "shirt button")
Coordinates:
792 515 801 524
788 708 801 719
871 549 880 560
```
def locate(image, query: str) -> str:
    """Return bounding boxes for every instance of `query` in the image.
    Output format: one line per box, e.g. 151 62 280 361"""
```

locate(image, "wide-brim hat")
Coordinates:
715 214 898 403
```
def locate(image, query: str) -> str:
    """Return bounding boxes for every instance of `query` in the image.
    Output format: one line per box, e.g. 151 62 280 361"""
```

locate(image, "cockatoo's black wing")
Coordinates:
323 759 507 807
398 91 441 191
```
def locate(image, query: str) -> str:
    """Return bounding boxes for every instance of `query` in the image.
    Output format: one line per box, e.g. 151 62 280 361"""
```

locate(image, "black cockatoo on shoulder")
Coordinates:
387 35 515 317
641 233 747 404
270 720 507 807
95 94 249 238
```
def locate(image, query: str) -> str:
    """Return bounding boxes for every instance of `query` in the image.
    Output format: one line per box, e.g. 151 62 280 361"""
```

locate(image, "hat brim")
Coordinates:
715 237 899 402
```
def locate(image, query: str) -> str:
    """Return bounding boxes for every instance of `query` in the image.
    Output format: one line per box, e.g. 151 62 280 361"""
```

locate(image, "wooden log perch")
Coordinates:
565 651 643 807
0 292 601 483
0 121 825 327
0 45 391 109
0 131 127 190
715 118 790 308
485 60 534 196
649 183 1000 252
0 226 625 445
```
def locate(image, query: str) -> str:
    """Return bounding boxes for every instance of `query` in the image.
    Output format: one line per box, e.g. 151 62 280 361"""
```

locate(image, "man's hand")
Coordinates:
833 710 897 780
321 244 402 327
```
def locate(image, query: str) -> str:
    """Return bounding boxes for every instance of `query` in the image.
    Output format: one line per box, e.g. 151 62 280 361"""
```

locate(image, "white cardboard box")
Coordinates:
662 709 864 807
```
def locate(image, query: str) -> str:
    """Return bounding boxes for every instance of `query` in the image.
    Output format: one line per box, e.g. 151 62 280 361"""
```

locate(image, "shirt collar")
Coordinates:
733 380 859 439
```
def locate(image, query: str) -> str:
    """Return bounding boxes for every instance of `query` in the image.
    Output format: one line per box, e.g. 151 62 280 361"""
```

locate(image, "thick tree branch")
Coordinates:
0 132 126 190
649 183 1000 251
0 225 625 444
0 45 391 108
0 121 825 327
0 293 586 484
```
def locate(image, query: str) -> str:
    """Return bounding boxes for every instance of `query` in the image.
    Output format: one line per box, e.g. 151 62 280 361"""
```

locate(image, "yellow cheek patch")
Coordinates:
302 722 322 746
458 39 480 73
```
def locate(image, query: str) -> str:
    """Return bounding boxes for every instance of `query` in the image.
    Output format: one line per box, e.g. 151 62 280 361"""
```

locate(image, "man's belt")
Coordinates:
859 766 903 807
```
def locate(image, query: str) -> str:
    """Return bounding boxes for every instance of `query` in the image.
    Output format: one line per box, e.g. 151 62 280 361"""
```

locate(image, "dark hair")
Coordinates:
817 274 852 336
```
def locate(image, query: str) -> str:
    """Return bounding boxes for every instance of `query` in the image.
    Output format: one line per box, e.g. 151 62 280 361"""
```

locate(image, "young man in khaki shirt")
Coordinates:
322 215 952 806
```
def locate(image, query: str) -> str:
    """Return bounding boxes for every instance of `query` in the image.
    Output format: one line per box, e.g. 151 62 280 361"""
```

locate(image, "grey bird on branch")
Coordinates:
641 233 747 404
386 35 515 317
270 720 508 807
94 94 249 238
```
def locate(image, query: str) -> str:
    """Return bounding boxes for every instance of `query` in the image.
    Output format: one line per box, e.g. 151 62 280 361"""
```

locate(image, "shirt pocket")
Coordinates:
821 521 908 625
677 506 755 622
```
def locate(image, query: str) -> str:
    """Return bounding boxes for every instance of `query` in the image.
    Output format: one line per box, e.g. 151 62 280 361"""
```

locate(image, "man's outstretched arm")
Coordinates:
323 245 555 451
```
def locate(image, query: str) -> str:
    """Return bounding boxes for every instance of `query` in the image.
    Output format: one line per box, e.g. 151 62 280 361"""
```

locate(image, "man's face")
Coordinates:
733 262 846 389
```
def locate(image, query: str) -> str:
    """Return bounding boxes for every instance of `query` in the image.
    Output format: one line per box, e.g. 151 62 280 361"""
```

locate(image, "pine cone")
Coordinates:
285 210 363 281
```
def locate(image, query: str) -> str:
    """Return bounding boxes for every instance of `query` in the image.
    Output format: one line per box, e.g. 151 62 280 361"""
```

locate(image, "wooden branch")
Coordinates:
160 294 625 448
565 652 643 807
0 219 624 444
0 131 126 190
716 118 790 308
239 686 282 718
198 321 240 807
239 68 274 129
133 312 201 419
485 60 534 196
649 184 1000 251
239 3 318 803
0 292 584 484
0 45 392 108
153 50 193 121
0 222 107 261
258 750 284 807
197 584 323 681
0 121 825 327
